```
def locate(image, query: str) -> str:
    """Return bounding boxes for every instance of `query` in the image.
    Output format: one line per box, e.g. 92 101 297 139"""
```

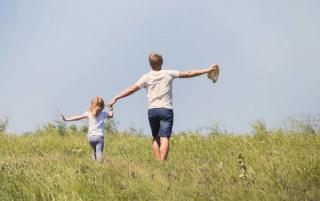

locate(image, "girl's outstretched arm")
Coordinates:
61 113 87 121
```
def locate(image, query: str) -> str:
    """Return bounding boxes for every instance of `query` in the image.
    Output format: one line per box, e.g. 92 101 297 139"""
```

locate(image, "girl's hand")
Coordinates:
61 113 67 121
108 107 114 118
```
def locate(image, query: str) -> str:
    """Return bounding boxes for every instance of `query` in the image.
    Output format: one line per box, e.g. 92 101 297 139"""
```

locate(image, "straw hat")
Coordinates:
207 65 220 83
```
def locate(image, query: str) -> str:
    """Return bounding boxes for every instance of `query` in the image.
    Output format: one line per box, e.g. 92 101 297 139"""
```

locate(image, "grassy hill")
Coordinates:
0 123 319 201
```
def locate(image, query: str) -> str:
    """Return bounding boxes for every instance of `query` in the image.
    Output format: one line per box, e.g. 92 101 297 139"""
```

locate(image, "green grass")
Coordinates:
0 127 319 201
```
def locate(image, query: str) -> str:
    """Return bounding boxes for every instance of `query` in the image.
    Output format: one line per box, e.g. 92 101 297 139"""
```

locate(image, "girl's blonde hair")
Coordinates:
88 96 105 117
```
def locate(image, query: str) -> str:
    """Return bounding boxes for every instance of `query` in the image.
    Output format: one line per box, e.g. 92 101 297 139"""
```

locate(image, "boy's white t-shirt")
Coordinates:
84 111 109 136
135 69 180 109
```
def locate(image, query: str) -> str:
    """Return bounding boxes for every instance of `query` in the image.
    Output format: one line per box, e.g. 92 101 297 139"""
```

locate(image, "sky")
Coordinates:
0 0 319 134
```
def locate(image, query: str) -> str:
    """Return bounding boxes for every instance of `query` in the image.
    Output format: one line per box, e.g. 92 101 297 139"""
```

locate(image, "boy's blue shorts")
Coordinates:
148 108 174 138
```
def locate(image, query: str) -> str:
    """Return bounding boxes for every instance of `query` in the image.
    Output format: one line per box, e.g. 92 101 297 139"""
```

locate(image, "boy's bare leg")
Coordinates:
152 137 161 160
160 137 169 161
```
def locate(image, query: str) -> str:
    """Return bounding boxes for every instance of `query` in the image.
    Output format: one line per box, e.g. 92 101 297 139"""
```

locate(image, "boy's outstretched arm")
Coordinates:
108 85 140 107
179 64 219 78
61 113 87 121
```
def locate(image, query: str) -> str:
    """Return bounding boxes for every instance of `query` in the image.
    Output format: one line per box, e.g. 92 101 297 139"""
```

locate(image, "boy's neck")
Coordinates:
151 65 162 71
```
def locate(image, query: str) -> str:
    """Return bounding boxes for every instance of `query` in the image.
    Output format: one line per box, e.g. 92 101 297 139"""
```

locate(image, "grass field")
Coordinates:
0 122 319 201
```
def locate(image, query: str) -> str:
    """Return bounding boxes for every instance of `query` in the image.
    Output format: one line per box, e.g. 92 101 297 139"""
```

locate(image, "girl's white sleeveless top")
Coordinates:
84 111 108 136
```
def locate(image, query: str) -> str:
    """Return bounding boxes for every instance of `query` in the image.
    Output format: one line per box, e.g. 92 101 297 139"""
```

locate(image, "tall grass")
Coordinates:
0 122 319 201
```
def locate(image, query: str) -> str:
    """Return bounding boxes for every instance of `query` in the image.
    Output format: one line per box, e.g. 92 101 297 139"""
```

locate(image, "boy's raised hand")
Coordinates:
207 64 220 83
208 64 219 72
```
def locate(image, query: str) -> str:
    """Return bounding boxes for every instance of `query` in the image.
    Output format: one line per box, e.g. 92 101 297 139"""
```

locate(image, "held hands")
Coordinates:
61 113 67 121
107 98 117 108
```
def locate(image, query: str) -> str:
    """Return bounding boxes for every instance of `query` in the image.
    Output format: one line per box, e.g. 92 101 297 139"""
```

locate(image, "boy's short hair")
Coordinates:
149 53 163 69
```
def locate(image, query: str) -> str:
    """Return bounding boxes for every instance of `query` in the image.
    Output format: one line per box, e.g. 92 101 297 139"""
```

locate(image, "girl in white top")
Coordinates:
61 96 113 161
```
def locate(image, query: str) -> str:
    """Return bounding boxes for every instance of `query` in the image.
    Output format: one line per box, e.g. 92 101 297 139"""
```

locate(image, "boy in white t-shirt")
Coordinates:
108 53 219 161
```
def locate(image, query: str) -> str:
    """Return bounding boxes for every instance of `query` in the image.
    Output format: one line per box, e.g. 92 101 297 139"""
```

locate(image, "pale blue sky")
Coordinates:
1 0 319 134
